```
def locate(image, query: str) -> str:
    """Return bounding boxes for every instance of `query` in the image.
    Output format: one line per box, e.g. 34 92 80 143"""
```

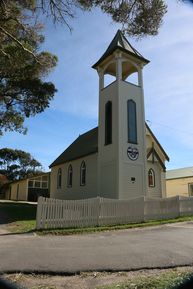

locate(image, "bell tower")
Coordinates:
93 30 149 199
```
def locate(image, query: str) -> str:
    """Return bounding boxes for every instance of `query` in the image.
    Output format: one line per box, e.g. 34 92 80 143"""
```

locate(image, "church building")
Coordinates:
50 30 169 200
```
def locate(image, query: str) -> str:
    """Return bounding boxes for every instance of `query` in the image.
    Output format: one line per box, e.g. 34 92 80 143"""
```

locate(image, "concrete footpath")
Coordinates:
0 222 193 274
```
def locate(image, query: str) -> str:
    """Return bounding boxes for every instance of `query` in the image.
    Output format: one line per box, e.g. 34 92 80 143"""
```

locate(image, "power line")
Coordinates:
146 120 193 137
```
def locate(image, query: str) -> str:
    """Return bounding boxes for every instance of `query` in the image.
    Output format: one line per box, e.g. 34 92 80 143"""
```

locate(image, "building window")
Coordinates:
42 182 48 189
67 165 73 187
188 183 193 196
28 175 49 189
57 168 62 189
28 180 33 188
34 181 41 188
127 99 137 144
148 169 155 187
105 101 112 145
80 161 86 186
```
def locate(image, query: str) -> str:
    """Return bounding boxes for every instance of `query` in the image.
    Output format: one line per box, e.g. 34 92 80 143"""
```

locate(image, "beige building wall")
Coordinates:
98 81 119 199
166 177 193 197
50 153 98 200
145 131 167 198
118 80 147 199
10 180 27 201
147 161 162 198
98 80 148 199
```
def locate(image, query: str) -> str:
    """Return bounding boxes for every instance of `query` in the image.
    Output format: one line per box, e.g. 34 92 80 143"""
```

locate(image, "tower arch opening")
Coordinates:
103 62 116 88
122 60 139 86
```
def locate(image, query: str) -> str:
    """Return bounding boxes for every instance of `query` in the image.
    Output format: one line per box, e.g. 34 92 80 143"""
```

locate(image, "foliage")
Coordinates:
79 0 167 37
0 148 43 180
0 0 190 134
36 0 168 37
0 1 57 135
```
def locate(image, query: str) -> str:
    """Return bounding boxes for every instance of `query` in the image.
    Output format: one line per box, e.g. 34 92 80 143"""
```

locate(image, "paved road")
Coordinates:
0 223 193 273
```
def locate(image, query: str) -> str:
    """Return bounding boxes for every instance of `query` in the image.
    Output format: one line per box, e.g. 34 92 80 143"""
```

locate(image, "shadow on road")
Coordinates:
0 202 37 225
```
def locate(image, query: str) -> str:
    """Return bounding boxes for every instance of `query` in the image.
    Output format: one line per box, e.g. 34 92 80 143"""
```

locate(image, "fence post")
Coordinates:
36 196 43 229
143 196 146 222
96 196 101 226
177 195 181 217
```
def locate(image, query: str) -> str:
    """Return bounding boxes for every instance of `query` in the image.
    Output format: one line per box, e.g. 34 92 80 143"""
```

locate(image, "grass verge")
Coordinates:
36 215 193 236
3 268 193 289
97 271 193 289
8 220 36 233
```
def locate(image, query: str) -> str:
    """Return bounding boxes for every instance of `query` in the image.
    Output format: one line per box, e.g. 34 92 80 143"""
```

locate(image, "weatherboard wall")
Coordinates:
10 180 27 201
50 153 98 200
166 177 193 197
146 161 162 198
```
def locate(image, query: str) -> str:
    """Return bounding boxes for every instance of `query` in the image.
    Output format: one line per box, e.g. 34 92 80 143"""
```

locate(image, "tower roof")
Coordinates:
92 30 149 69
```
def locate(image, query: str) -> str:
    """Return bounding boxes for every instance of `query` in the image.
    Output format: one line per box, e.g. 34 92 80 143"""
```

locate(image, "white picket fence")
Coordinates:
36 195 193 229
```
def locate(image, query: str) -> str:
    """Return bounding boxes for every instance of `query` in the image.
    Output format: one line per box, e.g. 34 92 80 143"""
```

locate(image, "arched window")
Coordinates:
148 169 155 187
57 168 62 189
67 165 73 187
105 101 112 145
127 99 137 144
80 161 86 186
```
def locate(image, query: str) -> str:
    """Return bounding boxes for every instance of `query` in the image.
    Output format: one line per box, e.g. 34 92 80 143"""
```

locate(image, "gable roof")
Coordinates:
146 123 169 162
166 167 193 180
49 127 98 168
50 124 168 168
147 147 166 172
92 30 149 69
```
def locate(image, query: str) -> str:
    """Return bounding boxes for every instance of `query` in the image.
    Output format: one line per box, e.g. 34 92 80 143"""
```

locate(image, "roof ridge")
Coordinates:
167 166 193 172
79 126 98 137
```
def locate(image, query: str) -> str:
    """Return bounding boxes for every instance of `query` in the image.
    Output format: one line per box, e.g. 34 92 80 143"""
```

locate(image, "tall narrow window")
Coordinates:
80 161 86 186
127 99 137 143
67 165 73 187
148 169 155 187
57 168 62 189
105 101 112 145
16 184 19 200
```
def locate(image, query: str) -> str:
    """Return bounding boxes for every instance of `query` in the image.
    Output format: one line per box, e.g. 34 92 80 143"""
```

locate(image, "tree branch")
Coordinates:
0 25 41 64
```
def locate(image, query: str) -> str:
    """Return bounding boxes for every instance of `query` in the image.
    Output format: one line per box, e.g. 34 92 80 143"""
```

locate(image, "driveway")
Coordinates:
0 222 193 273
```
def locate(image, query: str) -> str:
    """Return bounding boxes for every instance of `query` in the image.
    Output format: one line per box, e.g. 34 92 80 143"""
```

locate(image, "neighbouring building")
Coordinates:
0 174 9 199
166 167 193 197
50 30 169 200
7 173 50 202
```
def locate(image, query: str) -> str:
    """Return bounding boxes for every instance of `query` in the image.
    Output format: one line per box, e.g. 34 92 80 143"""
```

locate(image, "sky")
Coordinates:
1 0 193 172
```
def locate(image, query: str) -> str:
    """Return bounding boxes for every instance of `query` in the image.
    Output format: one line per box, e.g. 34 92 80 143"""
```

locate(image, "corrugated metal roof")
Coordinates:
49 127 98 168
166 167 193 180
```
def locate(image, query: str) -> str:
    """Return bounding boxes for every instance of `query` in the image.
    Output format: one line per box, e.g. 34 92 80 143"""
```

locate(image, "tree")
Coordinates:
0 148 43 181
0 1 57 135
0 0 189 135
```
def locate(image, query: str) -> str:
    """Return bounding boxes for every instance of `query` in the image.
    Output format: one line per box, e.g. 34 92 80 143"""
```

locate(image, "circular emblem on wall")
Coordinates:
127 146 139 161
